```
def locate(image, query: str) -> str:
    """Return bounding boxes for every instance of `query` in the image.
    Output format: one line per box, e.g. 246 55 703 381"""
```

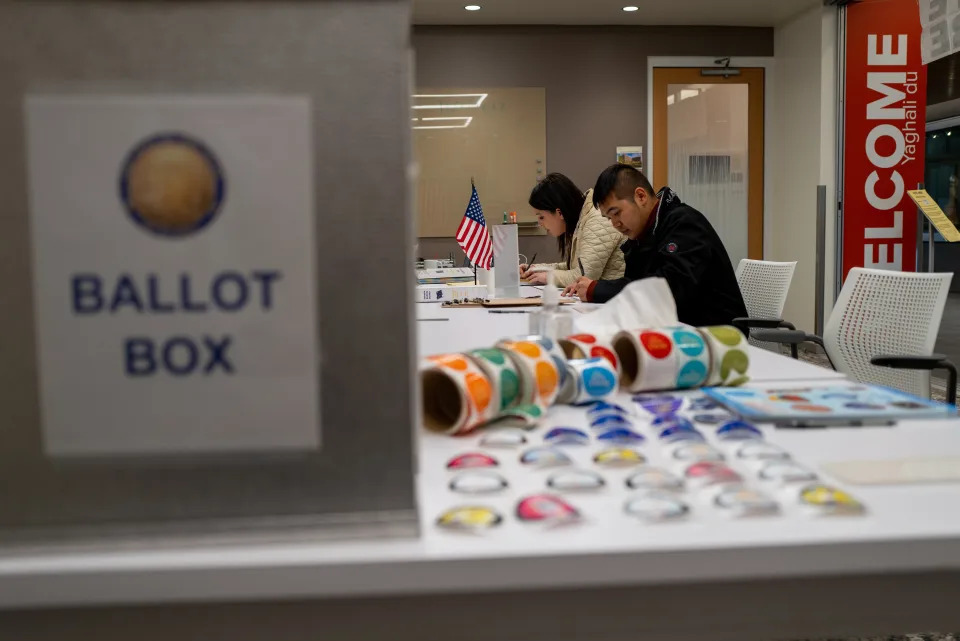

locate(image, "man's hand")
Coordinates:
518 263 529 277
563 277 595 300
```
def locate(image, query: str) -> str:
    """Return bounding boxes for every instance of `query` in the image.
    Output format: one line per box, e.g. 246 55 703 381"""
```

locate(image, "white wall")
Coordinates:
769 5 837 332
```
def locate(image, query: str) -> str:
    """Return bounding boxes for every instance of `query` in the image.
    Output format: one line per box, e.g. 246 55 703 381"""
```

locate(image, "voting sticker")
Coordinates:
544 427 590 446
799 484 865 515
593 447 646 468
547 469 606 492
716 420 763 441
516 494 580 523
520 447 572 469
714 487 780 517
480 430 528 448
448 471 509 494
626 468 684 491
436 506 503 531
624 493 690 522
446 453 499 470
671 442 724 462
597 427 645 445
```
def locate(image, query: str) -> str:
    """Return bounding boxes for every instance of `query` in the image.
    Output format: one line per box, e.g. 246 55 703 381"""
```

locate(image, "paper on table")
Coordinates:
574 278 678 337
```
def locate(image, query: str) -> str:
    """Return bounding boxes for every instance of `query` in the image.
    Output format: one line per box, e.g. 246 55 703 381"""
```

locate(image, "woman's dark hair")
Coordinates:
528 173 585 261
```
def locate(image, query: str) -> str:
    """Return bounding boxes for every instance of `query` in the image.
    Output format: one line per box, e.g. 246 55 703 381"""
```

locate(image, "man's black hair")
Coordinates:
592 163 656 209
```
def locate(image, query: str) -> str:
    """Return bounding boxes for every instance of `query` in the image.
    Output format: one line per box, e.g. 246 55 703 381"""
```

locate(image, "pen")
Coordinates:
488 310 532 314
528 253 537 267
578 258 585 275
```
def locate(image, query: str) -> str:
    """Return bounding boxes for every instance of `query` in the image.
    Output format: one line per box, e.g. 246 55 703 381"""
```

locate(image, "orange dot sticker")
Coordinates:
430 355 469 370
512 342 543 358
465 372 492 414
640 332 672 359
567 334 597 345
535 361 558 399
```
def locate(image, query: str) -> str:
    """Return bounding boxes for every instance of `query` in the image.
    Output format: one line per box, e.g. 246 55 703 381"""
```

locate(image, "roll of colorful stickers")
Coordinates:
466 348 522 414
421 354 495 435
495 403 545 428
698 326 750 387
566 357 618 405
612 329 679 392
498 335 569 387
497 340 561 407
559 333 620 375
668 325 711 389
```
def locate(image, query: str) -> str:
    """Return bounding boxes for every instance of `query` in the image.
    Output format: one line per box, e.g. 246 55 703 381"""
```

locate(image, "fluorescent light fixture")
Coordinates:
412 93 488 109
679 89 699 101
465 4 481 10
623 6 639 11
413 116 473 130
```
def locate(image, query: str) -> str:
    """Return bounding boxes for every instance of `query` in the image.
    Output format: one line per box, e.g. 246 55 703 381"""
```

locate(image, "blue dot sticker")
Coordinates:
676 361 709 389
672 329 705 357
582 365 617 398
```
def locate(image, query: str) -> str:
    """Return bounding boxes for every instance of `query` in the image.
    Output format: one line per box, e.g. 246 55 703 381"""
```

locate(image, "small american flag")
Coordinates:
456 184 493 269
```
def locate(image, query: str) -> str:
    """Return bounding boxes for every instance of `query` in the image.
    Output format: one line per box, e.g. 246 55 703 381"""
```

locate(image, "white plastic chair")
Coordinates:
756 267 954 401
734 259 797 352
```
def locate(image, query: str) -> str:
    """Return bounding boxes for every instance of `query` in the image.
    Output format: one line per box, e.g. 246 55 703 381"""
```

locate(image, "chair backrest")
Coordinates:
824 267 952 398
736 259 797 350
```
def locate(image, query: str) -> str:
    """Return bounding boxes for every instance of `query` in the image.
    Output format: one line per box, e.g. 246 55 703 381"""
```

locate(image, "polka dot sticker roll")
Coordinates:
420 354 495 435
668 325 710 389
699 326 750 387
559 333 621 375
466 348 522 414
499 336 569 388
497 340 560 407
612 329 678 393
567 357 619 405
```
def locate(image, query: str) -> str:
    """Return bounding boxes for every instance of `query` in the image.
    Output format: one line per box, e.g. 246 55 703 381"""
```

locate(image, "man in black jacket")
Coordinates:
563 164 747 327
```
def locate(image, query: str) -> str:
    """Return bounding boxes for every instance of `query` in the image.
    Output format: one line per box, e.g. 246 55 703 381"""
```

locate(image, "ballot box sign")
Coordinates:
25 95 320 456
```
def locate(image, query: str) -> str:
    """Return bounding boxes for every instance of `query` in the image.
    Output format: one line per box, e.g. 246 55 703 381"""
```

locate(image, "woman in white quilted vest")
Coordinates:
519 172 626 287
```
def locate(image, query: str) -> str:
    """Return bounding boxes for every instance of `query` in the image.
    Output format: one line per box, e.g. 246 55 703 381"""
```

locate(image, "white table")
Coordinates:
1 301 959 641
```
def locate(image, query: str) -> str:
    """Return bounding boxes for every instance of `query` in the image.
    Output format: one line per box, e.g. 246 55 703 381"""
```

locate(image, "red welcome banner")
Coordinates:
843 0 926 278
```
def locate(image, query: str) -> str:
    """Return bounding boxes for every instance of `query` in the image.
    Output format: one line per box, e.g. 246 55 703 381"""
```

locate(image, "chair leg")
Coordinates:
944 361 957 407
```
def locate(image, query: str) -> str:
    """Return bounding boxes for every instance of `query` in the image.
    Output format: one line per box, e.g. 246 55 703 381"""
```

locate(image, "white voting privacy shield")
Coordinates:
25 95 320 456
492 223 521 299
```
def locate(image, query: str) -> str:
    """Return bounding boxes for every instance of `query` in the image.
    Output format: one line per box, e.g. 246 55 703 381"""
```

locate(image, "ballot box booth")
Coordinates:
0 0 418 546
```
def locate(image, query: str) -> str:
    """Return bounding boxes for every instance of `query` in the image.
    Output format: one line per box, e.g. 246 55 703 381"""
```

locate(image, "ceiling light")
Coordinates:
413 116 473 130
412 93 487 109
465 5 481 10
623 6 639 11
949 131 954 136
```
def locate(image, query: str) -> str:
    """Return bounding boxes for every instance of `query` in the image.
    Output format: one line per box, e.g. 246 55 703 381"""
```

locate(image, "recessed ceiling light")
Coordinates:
465 4 481 10
623 6 639 11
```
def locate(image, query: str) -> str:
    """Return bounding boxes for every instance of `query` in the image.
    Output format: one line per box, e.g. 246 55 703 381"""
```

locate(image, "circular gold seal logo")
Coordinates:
119 133 225 237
